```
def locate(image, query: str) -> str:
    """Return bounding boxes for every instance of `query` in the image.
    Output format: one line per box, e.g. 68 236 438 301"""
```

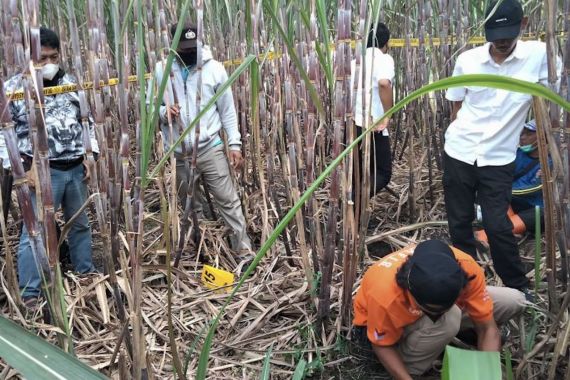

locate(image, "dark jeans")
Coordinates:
18 164 95 297
443 153 529 289
355 127 392 197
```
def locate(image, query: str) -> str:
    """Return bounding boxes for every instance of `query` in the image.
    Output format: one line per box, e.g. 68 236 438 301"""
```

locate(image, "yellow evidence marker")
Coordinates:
201 265 235 293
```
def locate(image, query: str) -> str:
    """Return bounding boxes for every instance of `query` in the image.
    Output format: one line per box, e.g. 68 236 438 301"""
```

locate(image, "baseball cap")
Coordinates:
170 22 197 49
484 0 523 42
524 119 537 132
407 240 465 310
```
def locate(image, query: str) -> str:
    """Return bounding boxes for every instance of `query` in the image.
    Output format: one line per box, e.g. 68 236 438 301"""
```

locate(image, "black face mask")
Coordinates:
178 50 197 67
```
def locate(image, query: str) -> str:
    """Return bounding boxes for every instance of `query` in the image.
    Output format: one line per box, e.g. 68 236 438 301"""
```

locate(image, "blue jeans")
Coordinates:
18 163 95 297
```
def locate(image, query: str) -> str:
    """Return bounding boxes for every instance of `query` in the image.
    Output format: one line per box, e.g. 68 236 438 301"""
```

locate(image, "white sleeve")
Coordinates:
446 55 466 101
374 54 395 83
0 133 10 170
538 52 562 92
88 116 100 154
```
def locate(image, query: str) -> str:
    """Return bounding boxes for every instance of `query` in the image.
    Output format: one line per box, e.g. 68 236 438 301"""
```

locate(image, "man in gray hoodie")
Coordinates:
151 22 252 258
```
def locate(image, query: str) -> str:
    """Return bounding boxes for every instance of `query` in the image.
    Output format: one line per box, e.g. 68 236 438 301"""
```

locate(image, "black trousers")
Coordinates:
512 197 545 234
443 153 529 289
355 127 392 197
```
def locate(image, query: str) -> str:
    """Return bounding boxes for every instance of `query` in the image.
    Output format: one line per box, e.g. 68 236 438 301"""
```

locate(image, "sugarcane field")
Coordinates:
1 0 570 379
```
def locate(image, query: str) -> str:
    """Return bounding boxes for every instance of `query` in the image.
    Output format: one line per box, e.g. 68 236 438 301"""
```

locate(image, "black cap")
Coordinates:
170 22 197 49
407 240 465 310
484 0 523 42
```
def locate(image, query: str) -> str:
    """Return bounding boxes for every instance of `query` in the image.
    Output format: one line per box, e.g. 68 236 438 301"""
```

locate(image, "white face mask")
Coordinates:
41 63 59 81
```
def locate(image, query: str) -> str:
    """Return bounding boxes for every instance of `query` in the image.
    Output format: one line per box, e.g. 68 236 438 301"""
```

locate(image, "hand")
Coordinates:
228 150 244 171
25 169 36 188
167 104 181 119
374 118 390 132
83 160 94 183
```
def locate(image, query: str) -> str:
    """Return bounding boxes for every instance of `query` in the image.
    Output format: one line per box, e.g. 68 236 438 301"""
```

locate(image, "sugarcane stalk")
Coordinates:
107 0 135 361
265 54 295 265
247 0 270 245
158 174 184 378
562 0 570 290
130 2 149 378
533 97 558 313
341 0 368 326
23 4 72 348
284 77 314 292
403 6 417 221
0 80 50 301
305 7 323 274
28 23 59 286
0 168 18 297
175 9 203 267
318 1 350 321
545 0 570 294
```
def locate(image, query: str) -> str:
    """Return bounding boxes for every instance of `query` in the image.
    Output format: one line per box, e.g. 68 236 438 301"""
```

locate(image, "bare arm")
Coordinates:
379 79 393 115
376 79 393 131
372 345 413 380
450 101 462 122
474 319 501 351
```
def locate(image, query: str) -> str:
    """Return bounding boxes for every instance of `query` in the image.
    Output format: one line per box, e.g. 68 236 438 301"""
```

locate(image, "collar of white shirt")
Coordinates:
478 42 528 65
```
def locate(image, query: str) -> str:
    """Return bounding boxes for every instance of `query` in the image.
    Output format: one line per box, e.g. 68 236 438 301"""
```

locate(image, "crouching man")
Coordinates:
352 240 526 379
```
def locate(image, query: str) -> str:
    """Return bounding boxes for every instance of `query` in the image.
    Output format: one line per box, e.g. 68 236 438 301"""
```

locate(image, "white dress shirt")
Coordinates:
445 40 561 166
351 47 395 136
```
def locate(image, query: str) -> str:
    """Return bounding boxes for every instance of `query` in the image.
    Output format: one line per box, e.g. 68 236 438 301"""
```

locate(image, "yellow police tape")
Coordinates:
7 74 152 101
4 33 559 101
201 264 235 293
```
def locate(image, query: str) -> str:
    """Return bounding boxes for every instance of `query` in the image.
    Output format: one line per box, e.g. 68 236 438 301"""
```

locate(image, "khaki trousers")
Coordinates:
176 144 251 251
399 286 526 375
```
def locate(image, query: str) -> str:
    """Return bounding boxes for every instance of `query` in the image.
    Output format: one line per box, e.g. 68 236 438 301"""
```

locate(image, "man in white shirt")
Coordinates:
444 0 560 294
351 23 395 196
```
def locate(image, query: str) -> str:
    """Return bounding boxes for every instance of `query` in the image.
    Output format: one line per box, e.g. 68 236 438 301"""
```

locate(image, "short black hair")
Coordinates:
395 259 413 290
40 27 60 51
366 22 390 49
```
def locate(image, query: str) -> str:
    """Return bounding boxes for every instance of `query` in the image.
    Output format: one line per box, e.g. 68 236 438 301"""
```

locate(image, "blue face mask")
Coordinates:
520 144 537 153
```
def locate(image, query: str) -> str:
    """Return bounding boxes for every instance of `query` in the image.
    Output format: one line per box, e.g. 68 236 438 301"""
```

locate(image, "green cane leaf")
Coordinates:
260 344 273 380
0 316 107 380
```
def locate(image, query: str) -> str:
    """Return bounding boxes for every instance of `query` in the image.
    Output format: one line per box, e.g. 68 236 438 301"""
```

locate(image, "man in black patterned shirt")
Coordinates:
1 27 98 304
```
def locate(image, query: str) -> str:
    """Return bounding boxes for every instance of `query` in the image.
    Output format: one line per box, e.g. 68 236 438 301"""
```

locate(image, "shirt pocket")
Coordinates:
509 72 538 104
466 86 496 108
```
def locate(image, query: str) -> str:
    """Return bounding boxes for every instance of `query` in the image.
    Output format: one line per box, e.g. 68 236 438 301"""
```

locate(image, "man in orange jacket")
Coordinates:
352 240 526 378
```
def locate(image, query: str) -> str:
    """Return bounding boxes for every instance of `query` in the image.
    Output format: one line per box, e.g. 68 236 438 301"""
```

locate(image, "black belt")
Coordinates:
49 157 84 171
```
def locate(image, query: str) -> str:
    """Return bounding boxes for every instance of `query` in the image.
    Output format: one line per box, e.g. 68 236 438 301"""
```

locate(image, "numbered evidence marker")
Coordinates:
201 265 235 293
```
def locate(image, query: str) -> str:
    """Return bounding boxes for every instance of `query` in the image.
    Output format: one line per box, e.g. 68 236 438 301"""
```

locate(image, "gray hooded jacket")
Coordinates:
152 45 241 155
